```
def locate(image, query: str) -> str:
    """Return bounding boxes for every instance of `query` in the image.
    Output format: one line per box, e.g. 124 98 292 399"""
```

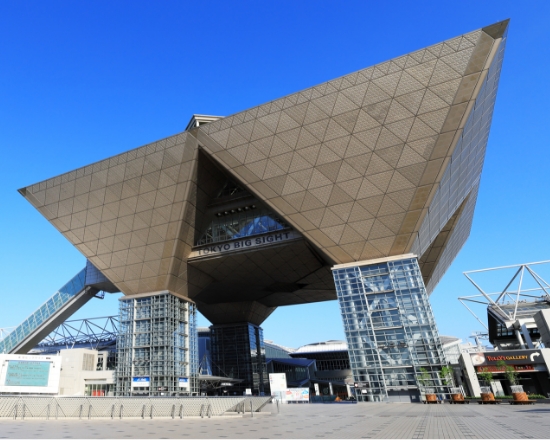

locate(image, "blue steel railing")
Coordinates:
0 268 87 354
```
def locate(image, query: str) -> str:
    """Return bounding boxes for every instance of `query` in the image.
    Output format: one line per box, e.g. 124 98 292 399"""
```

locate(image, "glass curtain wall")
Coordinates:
333 257 447 402
115 293 198 396
197 207 289 246
210 323 268 395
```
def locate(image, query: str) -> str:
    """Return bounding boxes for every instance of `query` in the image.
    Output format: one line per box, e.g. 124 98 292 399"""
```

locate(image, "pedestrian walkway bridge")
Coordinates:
0 262 117 355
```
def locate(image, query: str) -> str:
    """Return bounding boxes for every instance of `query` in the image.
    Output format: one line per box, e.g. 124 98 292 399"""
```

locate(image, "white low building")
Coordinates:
0 349 115 396
58 348 115 396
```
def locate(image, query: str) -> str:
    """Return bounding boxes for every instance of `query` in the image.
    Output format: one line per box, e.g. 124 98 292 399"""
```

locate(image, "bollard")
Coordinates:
150 404 154 419
141 404 146 419
276 399 279 413
120 405 124 419
111 404 115 419
47 404 50 420
179 404 183 419
88 405 92 420
171 404 175 419
22 404 25 420
200 404 204 418
13 405 17 420
207 404 211 419
250 401 253 418
79 404 83 420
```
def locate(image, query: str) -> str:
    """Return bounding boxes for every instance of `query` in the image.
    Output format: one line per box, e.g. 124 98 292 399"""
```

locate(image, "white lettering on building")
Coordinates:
189 231 300 259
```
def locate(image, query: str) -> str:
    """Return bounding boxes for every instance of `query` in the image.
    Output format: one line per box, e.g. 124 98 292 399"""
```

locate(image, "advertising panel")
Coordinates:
470 350 547 372
0 354 61 394
178 377 189 388
5 361 51 387
284 388 310 402
131 376 150 387
268 373 287 393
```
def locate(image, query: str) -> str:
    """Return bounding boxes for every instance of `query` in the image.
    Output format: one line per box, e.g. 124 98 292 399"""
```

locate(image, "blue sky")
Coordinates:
1 1 549 349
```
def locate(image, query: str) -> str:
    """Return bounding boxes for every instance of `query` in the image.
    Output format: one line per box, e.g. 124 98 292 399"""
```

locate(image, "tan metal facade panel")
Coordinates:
198 24 506 266
19 22 508 316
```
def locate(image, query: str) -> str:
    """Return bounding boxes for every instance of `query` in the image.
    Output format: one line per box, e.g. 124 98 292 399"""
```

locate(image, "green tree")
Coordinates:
417 367 432 388
440 365 455 387
496 360 519 386
477 369 493 386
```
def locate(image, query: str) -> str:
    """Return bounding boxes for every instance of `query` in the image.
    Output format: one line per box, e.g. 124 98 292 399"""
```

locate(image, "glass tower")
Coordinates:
332 255 447 402
115 292 199 396
210 323 268 395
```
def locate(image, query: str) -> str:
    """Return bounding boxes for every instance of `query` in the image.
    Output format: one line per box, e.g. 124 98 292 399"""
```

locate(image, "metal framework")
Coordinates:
459 260 550 330
33 316 119 352
116 292 199 396
333 255 448 402
0 327 14 342
459 261 550 350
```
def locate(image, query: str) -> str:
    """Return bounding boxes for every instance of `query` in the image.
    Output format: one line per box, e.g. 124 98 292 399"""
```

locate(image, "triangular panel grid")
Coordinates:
20 21 508 315
198 23 506 265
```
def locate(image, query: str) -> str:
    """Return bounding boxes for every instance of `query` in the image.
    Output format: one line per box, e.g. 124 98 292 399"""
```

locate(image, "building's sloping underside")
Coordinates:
412 26 507 293
19 21 508 324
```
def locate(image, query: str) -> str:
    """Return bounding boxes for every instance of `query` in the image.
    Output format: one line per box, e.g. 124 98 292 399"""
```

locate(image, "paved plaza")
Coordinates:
0 403 549 439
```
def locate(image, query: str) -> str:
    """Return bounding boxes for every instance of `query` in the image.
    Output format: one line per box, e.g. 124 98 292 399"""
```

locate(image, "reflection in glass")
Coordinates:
197 207 289 246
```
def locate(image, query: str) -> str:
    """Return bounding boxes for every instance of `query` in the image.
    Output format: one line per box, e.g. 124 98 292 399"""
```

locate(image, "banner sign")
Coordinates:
470 350 544 366
131 376 150 387
476 364 536 373
178 377 189 388
190 231 301 258
284 388 310 402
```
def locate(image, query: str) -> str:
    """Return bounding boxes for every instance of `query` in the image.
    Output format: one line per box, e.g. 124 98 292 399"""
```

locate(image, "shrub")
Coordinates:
440 366 454 387
477 370 493 386
496 360 519 386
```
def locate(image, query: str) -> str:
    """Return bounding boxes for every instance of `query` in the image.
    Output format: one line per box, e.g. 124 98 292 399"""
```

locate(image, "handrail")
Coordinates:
0 396 271 419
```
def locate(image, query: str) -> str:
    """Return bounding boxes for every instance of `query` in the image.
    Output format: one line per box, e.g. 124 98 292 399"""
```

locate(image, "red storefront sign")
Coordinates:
475 364 534 373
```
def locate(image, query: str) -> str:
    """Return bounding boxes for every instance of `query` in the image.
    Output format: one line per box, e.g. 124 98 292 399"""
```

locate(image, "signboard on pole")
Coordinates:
269 373 287 393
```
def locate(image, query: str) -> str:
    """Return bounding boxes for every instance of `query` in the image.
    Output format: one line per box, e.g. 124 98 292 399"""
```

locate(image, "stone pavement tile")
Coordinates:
0 403 549 439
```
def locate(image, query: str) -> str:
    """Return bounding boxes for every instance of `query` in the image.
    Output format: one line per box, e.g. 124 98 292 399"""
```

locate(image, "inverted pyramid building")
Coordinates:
20 20 508 327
